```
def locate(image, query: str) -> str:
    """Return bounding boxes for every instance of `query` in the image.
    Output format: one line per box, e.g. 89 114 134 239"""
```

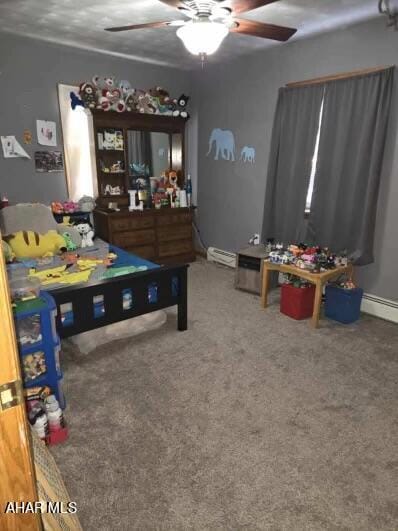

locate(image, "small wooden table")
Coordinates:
261 261 353 328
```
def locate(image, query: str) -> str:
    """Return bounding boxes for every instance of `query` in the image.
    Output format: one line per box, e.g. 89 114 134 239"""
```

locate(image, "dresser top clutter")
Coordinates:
91 109 195 265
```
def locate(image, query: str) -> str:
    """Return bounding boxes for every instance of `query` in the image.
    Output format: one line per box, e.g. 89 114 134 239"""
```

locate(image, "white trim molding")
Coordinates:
361 293 398 324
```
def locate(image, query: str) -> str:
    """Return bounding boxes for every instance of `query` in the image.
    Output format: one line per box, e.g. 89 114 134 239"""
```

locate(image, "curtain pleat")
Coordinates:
262 84 325 244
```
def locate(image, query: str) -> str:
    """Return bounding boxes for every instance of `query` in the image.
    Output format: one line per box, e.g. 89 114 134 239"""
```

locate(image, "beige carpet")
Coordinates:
52 259 398 530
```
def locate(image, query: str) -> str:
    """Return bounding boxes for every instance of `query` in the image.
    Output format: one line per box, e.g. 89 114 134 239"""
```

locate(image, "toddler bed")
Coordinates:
43 242 188 339
2 203 188 339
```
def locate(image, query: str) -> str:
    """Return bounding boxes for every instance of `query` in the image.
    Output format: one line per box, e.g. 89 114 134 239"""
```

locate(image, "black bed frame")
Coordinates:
50 263 188 339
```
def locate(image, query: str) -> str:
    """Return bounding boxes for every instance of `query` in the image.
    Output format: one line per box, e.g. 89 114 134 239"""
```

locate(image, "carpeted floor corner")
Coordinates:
52 259 398 530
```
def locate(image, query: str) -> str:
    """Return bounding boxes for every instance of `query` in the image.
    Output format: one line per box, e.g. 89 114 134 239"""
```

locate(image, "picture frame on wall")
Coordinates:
34 151 64 173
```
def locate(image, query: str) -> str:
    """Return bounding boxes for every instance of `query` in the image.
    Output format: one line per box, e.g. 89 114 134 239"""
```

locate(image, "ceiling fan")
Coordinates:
105 0 297 58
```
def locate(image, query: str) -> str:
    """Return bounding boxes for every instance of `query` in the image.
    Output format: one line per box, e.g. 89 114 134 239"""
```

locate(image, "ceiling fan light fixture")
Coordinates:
176 19 229 55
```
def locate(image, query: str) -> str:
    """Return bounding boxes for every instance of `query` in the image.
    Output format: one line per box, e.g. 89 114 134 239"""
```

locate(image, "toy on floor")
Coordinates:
75 223 94 247
27 391 68 445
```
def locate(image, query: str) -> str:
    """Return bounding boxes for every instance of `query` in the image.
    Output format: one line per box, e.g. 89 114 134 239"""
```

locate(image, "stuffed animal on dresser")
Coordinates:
75 223 95 248
172 94 190 119
137 93 157 114
79 82 96 109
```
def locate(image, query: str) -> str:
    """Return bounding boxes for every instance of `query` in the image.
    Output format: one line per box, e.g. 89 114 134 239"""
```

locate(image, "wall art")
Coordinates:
1 136 30 159
37 120 57 147
35 151 64 173
206 128 236 161
240 146 256 163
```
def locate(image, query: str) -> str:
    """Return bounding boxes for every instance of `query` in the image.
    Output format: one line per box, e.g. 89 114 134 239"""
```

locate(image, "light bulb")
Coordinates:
177 20 229 56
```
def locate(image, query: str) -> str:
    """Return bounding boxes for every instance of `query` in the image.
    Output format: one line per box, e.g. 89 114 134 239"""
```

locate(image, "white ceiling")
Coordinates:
0 0 383 70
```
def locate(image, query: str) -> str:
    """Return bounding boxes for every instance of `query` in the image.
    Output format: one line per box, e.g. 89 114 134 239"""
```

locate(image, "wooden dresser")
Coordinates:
94 207 195 264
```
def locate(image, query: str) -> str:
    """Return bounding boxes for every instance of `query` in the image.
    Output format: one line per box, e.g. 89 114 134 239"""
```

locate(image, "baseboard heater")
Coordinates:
207 247 236 268
361 293 398 324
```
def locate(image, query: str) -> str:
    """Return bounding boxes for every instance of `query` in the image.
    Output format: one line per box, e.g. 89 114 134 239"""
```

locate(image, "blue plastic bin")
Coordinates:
325 285 363 324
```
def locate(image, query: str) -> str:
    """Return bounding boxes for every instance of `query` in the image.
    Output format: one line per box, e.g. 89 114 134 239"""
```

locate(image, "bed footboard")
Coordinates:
50 264 189 339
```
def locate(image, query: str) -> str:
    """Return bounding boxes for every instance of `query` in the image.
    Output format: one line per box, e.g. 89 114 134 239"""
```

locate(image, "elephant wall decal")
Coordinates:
240 146 256 163
207 128 236 161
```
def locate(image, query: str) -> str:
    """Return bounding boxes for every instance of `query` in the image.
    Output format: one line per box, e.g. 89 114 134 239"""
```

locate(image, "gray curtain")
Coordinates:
262 84 325 243
308 67 394 265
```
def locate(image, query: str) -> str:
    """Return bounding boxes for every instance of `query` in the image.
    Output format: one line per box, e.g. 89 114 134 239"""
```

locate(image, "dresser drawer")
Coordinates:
157 224 192 242
158 239 193 258
110 216 154 232
157 212 192 226
113 229 155 247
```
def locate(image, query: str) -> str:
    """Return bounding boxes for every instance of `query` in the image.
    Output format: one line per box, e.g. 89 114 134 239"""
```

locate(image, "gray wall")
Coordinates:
194 17 398 301
0 32 191 204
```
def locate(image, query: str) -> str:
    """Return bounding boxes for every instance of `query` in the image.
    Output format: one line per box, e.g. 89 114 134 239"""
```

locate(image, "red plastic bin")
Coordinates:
280 283 315 320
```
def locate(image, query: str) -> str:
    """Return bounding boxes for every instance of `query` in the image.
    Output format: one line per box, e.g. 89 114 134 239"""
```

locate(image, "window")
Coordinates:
57 84 97 200
305 95 324 214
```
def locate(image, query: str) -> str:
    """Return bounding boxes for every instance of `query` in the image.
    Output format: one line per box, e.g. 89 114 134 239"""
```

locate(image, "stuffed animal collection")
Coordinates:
73 76 190 118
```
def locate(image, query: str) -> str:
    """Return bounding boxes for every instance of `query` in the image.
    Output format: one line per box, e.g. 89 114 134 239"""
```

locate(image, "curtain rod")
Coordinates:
285 65 394 88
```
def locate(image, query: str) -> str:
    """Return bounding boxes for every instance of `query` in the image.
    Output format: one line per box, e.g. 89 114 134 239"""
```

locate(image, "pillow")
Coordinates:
7 230 66 259
0 203 58 235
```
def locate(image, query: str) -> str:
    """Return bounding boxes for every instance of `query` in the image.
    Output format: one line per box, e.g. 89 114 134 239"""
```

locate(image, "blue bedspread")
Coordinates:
108 245 159 271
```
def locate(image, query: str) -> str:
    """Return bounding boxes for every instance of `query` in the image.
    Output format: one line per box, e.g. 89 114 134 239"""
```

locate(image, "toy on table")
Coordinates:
75 223 94 247
62 200 78 214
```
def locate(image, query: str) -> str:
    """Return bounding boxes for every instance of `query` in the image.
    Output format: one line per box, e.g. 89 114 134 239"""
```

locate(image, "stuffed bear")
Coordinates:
79 82 97 109
75 223 95 248
149 86 171 114
125 91 139 112
93 76 117 111
98 86 125 112
92 75 115 91
119 79 133 97
137 93 157 114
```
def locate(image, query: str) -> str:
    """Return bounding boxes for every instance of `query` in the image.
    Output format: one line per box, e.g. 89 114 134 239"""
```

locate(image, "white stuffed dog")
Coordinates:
75 223 94 248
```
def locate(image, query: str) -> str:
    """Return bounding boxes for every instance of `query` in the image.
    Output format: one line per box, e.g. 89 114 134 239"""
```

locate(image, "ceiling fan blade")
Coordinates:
105 21 172 32
221 0 279 15
231 18 297 41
